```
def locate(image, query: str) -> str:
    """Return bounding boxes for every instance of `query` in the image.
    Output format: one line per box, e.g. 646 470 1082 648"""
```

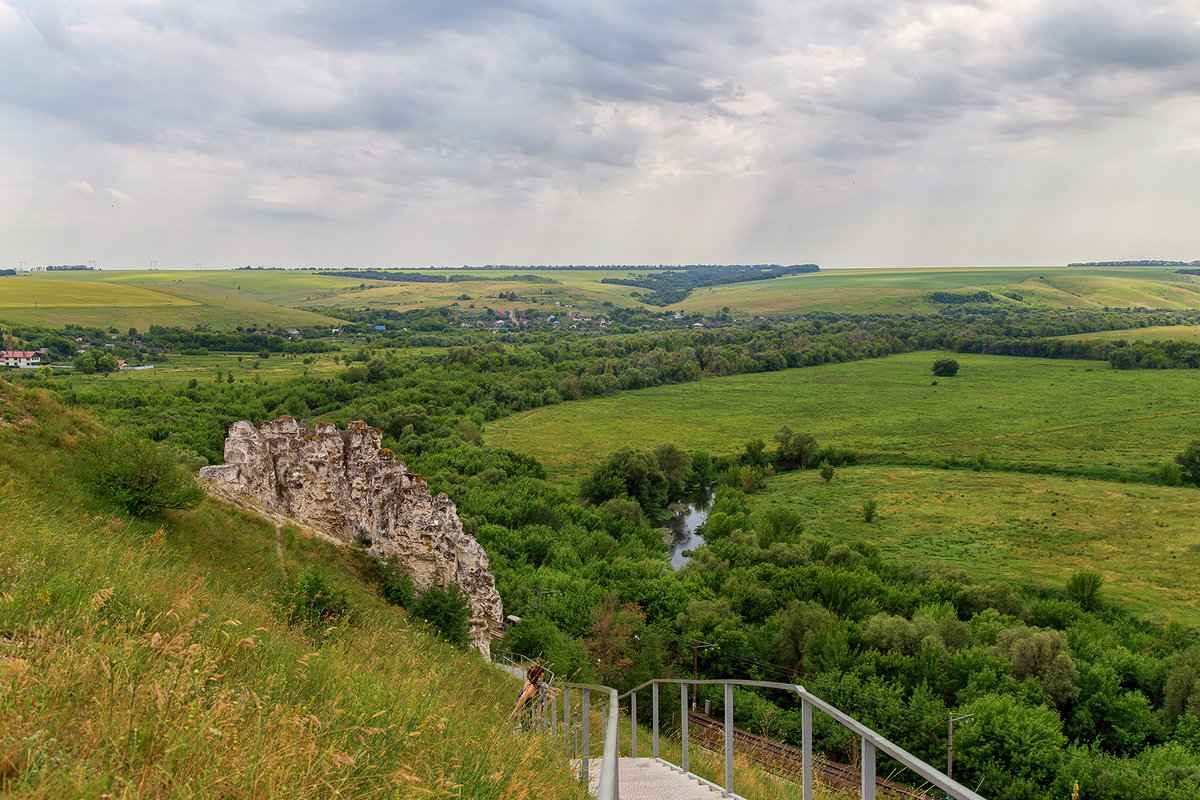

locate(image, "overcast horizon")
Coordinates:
3 0 1199 270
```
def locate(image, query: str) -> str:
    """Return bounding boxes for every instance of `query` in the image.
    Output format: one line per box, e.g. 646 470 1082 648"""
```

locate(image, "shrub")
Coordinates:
1066 568 1105 610
278 566 350 628
1175 440 1200 486
932 358 960 377
413 585 471 648
376 555 414 608
861 497 877 522
78 431 204 517
819 460 834 483
1158 462 1183 486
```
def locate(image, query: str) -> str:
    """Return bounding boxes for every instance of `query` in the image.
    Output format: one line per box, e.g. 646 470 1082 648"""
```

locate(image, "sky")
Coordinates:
1 0 1199 270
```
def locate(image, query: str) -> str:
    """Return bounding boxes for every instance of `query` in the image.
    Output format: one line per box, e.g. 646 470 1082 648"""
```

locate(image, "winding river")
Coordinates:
666 487 714 569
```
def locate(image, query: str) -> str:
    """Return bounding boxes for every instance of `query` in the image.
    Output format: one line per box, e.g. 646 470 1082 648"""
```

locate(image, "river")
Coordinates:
666 487 714 569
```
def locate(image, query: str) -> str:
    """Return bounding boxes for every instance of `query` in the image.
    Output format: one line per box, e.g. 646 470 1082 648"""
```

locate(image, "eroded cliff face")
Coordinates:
198 417 502 655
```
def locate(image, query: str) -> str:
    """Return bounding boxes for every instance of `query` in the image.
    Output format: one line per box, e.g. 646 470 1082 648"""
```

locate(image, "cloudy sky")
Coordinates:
2 0 1199 269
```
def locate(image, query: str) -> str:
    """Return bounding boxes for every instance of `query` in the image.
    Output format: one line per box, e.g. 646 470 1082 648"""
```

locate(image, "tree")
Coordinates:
586 593 646 687
78 430 204 517
953 693 1066 799
774 426 818 468
1175 440 1200 486
819 460 834 483
932 358 960 377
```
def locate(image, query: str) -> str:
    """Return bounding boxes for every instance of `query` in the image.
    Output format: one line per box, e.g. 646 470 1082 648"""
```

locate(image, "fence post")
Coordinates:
630 690 637 758
652 682 660 758
724 682 734 793
564 687 571 758
681 683 689 774
802 696 813 800
862 737 876 800
582 688 591 783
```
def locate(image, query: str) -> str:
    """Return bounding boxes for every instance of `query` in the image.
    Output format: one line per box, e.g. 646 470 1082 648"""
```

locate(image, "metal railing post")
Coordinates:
862 737 876 800
681 682 689 773
563 687 571 757
630 690 637 757
652 682 659 758
581 688 591 782
551 694 557 741
724 682 734 793
802 697 813 800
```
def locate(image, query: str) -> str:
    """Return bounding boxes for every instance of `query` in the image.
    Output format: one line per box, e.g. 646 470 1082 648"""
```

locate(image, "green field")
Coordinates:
487 352 1199 485
57 351 347 385
673 267 1200 315
750 466 1200 627
0 273 346 329
8 264 1200 330
1054 325 1200 343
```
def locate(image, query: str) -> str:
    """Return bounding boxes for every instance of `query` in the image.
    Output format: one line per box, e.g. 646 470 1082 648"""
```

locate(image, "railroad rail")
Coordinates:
685 711 938 800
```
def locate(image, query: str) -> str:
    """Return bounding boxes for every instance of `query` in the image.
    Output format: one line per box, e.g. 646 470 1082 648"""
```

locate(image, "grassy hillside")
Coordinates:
1053 325 1200 343
749 466 1200 627
0 380 584 799
8 264 1200 330
487 351 1198 485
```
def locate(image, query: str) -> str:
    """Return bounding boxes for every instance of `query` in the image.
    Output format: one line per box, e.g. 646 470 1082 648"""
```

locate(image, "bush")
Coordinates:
1066 568 1105 610
819 460 834 483
278 566 350 627
376 555 414 608
1158 462 1183 486
932 358 960 377
1175 440 1200 486
78 430 204 517
861 497 877 522
413 585 471 648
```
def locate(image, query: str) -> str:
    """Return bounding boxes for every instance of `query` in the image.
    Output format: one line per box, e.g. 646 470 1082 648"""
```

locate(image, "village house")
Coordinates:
1 350 41 368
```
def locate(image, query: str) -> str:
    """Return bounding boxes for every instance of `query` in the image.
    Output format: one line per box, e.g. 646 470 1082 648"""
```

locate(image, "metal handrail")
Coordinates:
557 681 621 800
618 678 986 800
492 648 558 685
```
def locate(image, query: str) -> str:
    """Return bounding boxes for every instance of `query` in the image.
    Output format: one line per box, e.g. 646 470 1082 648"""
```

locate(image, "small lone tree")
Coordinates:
932 358 960 377
861 497 878 523
819 460 834 483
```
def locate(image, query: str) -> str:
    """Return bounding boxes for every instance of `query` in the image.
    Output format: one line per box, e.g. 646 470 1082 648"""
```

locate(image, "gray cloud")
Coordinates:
1 0 1199 267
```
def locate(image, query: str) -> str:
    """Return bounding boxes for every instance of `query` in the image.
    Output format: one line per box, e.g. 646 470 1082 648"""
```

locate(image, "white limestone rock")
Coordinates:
199 417 502 655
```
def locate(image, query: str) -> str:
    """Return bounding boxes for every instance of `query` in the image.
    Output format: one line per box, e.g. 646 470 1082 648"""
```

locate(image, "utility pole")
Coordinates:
947 712 974 798
690 641 717 711
535 586 561 614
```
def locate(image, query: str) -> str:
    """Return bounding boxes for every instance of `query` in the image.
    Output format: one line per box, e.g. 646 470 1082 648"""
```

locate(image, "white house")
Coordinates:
2 350 41 368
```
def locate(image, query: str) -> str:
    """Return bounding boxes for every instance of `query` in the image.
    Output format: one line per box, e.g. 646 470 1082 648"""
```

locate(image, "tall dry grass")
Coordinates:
0 379 584 799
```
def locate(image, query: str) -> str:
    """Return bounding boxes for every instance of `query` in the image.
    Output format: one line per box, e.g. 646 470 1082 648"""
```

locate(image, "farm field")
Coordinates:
673 267 1200 315
59 351 347 385
7 264 1200 330
1053 325 1200 343
748 466 1200 627
485 351 1200 485
0 273 345 329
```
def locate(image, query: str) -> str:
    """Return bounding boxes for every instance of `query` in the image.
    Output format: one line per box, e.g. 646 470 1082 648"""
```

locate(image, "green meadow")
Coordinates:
64 351 347 385
0 273 345 329
1054 325 1200 343
486 351 1199 485
7 264 1200 328
673 267 1200 315
749 466 1200 627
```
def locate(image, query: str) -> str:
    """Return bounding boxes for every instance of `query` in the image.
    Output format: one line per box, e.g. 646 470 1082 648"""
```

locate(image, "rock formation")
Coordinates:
199 417 502 655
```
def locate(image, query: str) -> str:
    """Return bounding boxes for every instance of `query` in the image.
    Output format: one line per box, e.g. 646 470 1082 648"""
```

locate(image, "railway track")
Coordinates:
686 712 938 800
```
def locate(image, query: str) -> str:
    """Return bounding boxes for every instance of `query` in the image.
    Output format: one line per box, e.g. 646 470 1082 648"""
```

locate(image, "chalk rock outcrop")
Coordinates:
199 417 501 655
